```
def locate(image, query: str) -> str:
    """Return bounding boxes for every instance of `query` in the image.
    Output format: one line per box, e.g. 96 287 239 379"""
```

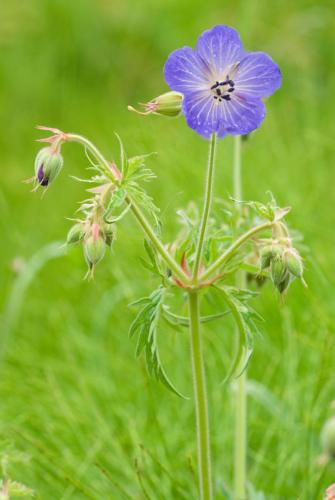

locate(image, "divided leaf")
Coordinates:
129 286 186 398
126 182 161 230
214 285 263 382
125 153 156 182
232 192 290 223
139 239 164 278
103 186 127 223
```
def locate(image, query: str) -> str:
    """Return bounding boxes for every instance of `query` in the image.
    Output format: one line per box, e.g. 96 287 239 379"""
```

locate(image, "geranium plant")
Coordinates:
30 25 305 500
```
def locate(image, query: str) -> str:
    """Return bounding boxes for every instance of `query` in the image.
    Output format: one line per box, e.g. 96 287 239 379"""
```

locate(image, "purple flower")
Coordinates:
164 25 281 138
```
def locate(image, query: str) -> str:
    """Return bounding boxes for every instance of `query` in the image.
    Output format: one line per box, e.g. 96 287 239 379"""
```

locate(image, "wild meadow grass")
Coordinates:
0 0 335 498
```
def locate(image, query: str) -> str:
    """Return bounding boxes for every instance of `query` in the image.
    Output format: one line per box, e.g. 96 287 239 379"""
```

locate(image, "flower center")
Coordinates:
210 78 235 102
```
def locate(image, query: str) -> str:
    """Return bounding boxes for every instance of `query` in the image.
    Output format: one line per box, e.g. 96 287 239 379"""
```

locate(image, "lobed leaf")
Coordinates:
129 286 186 398
214 285 263 382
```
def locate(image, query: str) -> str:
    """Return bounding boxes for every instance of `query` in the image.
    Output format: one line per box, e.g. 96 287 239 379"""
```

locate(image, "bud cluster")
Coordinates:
67 219 115 278
260 239 305 293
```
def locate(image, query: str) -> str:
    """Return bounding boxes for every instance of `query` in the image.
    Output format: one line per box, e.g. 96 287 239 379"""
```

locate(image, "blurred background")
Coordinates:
0 0 335 498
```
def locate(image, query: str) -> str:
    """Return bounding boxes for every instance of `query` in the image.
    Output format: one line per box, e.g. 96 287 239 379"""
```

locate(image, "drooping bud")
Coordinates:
259 242 284 273
321 416 335 459
284 248 304 279
271 244 283 260
66 223 85 245
260 245 273 271
83 234 106 268
276 272 291 294
128 91 183 117
103 223 115 247
271 256 287 288
34 146 63 187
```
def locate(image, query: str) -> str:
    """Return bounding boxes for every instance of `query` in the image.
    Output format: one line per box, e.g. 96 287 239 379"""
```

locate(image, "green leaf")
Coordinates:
162 305 231 328
144 239 157 267
103 187 127 223
126 182 161 229
129 297 151 307
225 286 258 301
138 257 159 276
125 153 156 180
142 239 164 277
110 187 126 209
120 151 161 229
129 286 187 398
114 133 127 175
230 192 288 223
214 285 257 382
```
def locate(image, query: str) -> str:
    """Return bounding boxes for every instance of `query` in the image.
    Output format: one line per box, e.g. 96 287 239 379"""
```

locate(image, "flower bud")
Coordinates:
34 147 63 186
260 245 273 271
83 235 106 268
284 248 304 279
271 244 283 260
128 91 183 117
271 256 287 287
66 223 85 245
260 243 283 272
321 416 335 459
276 273 291 294
103 223 115 247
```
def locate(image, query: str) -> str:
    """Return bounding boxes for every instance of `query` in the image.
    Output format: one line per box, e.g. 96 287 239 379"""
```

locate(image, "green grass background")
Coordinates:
1 0 335 498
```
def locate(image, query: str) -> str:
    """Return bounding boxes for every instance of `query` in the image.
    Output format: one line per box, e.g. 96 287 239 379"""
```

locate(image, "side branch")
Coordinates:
66 133 189 284
200 221 273 282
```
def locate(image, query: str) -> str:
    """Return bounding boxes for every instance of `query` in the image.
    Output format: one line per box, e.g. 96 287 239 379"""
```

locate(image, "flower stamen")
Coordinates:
211 76 235 102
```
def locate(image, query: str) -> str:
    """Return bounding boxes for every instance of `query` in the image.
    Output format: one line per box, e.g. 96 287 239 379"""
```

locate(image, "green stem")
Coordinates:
192 133 217 281
188 290 213 500
233 135 242 201
66 133 188 284
233 135 247 500
125 193 187 283
200 220 272 282
234 368 247 500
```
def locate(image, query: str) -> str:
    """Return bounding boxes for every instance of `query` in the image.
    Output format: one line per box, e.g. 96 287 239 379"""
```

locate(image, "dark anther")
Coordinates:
228 80 235 87
216 88 222 96
227 87 234 93
213 96 218 99
210 81 220 90
219 80 229 86
222 95 231 101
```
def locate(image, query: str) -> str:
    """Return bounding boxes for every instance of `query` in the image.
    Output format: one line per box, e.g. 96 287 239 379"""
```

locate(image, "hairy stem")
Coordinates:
233 135 247 500
188 290 213 500
233 134 242 201
192 133 217 281
66 133 188 284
